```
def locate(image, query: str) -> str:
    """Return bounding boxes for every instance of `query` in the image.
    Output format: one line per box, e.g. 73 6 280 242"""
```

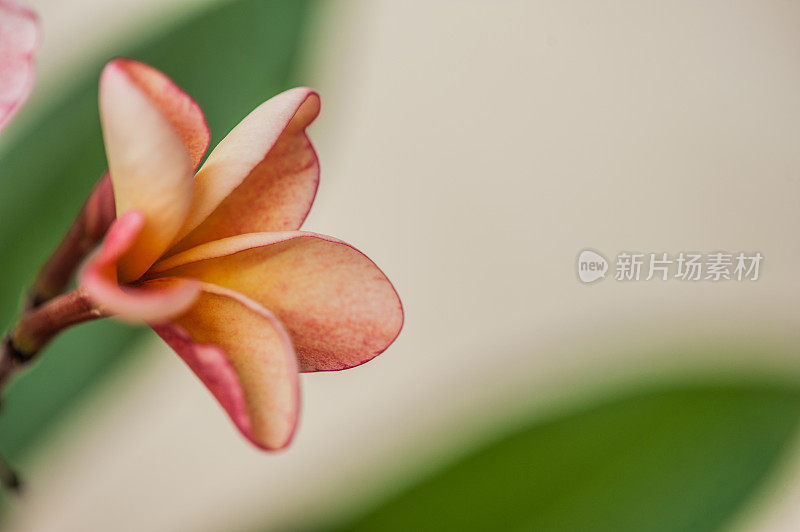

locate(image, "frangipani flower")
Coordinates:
0 0 38 132
78 59 403 450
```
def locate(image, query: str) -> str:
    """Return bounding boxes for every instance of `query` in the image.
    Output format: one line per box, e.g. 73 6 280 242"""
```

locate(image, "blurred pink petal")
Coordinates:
0 0 38 132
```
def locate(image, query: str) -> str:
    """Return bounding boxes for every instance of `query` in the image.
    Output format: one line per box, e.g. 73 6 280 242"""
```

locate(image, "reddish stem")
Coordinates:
27 174 115 308
1 175 115 491
1 289 107 390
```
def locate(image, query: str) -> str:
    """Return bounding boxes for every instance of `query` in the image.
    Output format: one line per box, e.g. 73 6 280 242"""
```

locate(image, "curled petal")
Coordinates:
171 88 320 251
0 0 39 132
151 232 404 372
152 283 299 450
99 60 195 282
80 211 199 323
107 58 210 169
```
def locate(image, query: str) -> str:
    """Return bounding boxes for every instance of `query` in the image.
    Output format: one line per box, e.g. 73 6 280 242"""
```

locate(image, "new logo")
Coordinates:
577 249 608 283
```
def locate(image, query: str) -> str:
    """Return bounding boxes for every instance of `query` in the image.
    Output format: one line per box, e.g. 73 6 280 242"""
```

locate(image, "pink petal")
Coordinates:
150 232 404 372
79 211 199 323
0 0 39 132
108 58 210 169
99 60 196 282
170 88 320 252
152 282 299 450
152 322 251 438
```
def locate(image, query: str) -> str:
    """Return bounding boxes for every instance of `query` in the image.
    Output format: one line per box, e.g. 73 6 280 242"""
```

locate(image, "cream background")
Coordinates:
3 0 800 530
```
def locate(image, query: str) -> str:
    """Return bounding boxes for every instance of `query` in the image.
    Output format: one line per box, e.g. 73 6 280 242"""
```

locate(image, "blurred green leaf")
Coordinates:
335 382 800 532
0 0 313 464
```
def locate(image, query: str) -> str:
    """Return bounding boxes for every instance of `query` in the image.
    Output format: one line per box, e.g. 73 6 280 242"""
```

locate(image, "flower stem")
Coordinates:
0 288 107 391
0 176 115 491
0 288 106 491
26 174 115 309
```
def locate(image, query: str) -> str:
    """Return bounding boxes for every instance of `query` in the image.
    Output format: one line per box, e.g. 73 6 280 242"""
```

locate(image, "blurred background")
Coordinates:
1 0 799 530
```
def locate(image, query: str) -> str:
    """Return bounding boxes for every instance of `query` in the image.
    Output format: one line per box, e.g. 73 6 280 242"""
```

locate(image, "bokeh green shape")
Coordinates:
0 0 313 464
334 381 800 532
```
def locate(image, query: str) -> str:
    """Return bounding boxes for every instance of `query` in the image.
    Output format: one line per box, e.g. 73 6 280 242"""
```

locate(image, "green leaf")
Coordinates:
0 0 314 463
336 382 800 532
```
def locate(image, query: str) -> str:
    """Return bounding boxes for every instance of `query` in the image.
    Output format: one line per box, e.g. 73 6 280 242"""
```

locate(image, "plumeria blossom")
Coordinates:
78 59 403 450
0 0 38 132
